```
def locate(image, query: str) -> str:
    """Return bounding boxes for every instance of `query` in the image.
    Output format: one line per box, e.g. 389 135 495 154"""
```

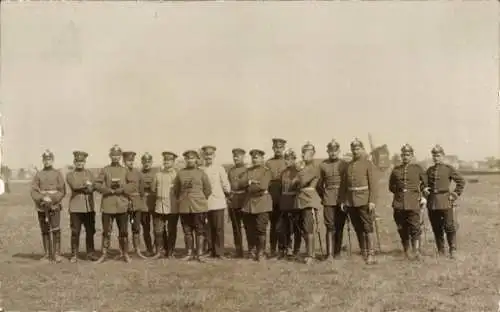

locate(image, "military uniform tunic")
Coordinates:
95 164 129 214
152 168 178 215
174 167 212 214
426 164 465 210
318 159 348 207
124 168 146 212
66 169 95 213
279 166 299 211
240 165 273 215
266 157 287 205
227 165 248 210
389 163 428 210
142 168 158 212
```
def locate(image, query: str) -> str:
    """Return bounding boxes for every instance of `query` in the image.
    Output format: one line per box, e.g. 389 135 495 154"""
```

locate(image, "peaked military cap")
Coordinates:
141 152 153 162
73 150 88 161
327 139 340 150
284 148 297 159
162 151 178 159
42 149 54 159
350 138 364 149
232 148 246 155
301 141 315 153
272 138 287 147
183 150 200 158
249 149 265 157
109 144 122 156
401 144 414 154
431 144 445 155
122 151 137 161
201 145 217 154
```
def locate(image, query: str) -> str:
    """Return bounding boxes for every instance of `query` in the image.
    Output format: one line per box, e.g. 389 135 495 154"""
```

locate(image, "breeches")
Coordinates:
180 213 206 237
428 209 456 235
243 212 269 237
153 213 179 235
347 205 374 233
129 211 151 234
38 210 61 234
70 212 95 236
102 213 128 238
393 209 421 239
323 205 347 233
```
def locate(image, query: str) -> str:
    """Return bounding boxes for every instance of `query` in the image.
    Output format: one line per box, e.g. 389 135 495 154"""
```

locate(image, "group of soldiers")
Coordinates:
30 137 465 265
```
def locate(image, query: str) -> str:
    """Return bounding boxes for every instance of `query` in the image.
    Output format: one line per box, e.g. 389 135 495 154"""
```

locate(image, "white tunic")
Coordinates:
152 167 178 214
201 164 230 211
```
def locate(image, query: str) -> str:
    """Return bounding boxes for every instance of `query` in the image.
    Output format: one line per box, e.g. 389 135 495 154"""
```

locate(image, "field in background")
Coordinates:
0 176 499 312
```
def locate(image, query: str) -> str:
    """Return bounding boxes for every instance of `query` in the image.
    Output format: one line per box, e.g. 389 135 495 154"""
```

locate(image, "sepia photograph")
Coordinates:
0 1 498 311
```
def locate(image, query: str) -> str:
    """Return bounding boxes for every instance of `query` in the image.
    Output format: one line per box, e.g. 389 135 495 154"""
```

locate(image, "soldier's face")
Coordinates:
185 156 197 168
401 152 413 164
124 159 134 169
110 155 121 163
351 146 363 159
42 158 53 167
204 153 214 165
251 155 264 166
74 160 85 169
432 153 443 164
284 157 295 167
233 154 244 165
163 158 174 169
142 161 152 170
327 148 340 159
302 150 315 162
273 146 285 157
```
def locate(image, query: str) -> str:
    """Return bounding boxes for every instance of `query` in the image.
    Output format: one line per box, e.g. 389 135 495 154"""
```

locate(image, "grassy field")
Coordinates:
0 175 499 312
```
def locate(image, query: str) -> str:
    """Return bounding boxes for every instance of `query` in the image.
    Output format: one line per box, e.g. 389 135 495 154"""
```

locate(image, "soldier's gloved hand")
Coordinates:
419 197 427 206
449 192 458 201
422 187 430 197
368 202 376 212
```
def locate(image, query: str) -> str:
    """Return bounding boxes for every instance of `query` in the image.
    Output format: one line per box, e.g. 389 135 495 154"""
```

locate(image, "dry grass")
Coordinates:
0 176 499 312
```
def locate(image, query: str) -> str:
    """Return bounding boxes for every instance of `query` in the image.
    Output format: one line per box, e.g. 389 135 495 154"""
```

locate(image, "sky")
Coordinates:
0 2 498 168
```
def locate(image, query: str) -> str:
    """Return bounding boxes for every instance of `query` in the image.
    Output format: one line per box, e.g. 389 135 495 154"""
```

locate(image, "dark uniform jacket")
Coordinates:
227 164 248 210
295 163 322 210
142 168 158 212
279 166 299 211
317 158 347 206
173 167 212 214
66 169 95 213
30 167 66 212
341 157 377 207
426 163 465 210
95 164 129 214
389 163 427 210
265 157 287 205
124 168 146 212
240 164 272 214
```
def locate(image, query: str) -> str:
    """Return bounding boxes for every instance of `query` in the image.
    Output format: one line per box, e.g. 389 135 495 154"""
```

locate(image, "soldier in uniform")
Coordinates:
30 150 66 263
240 149 272 261
227 148 249 258
294 142 323 264
317 139 348 260
200 145 231 259
265 138 287 258
66 151 97 262
388 144 428 260
95 145 130 263
173 150 212 261
277 148 302 260
340 138 378 265
123 151 147 259
151 151 179 259
425 144 465 259
140 153 156 256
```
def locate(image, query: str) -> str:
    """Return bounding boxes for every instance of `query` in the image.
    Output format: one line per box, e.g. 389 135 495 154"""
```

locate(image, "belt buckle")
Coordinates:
402 189 407 193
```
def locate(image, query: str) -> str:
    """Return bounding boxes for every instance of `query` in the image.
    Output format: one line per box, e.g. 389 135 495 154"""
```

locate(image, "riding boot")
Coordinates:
365 233 377 265
181 235 194 261
195 235 205 262
325 231 334 260
446 231 457 259
333 227 344 257
304 234 315 265
293 233 301 256
402 239 410 259
85 233 97 260
95 235 109 264
434 232 446 256
40 234 51 262
70 233 79 263
356 231 366 259
53 231 63 263
120 237 131 263
151 233 164 259
133 234 147 259
143 230 153 256
162 230 168 254
256 235 266 262
411 238 421 260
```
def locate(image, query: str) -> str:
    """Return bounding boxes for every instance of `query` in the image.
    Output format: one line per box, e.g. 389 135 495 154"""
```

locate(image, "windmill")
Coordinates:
367 133 391 171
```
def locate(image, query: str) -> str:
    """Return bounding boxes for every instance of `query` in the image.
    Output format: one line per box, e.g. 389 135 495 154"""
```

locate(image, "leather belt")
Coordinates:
431 190 449 194
232 190 246 194
348 186 368 191
302 187 316 191
41 190 58 194
326 185 340 189
282 192 297 195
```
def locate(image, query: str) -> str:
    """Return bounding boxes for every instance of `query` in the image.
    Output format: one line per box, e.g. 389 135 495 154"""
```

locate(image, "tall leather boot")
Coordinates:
143 231 153 256
151 233 164 259
324 231 334 260
411 238 421 260
182 235 194 261
365 233 377 265
53 231 63 263
304 234 315 265
333 227 344 258
256 235 266 262
446 231 457 259
234 239 244 259
120 237 131 263
293 233 301 259
70 233 79 263
195 234 205 262
132 234 147 259
40 234 51 262
86 233 97 261
356 231 366 260
402 239 410 259
95 235 109 264
434 232 446 256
